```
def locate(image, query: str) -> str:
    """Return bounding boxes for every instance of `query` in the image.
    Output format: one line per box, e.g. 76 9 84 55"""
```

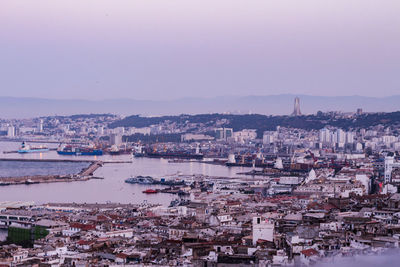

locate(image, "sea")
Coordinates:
0 141 255 206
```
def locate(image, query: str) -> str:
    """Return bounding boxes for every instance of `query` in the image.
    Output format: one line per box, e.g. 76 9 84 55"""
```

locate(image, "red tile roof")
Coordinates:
301 248 319 257
70 223 96 231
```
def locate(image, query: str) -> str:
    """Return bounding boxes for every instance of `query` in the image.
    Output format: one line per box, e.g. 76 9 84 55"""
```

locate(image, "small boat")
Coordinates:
142 189 158 194
178 190 190 196
159 178 185 186
25 179 39 185
168 159 186 163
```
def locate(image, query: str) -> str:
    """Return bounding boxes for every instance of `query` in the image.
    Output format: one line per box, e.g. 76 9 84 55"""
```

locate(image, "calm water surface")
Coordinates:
0 141 255 206
0 161 90 178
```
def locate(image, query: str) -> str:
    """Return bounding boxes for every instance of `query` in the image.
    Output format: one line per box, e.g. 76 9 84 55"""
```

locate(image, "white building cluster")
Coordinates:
318 128 355 147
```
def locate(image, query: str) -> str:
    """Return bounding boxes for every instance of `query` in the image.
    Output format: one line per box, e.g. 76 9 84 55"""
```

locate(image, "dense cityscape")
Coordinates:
0 98 399 266
2 0 399 265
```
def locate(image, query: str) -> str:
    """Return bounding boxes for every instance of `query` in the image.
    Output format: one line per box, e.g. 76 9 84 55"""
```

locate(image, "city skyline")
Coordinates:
2 94 400 119
2 2 400 265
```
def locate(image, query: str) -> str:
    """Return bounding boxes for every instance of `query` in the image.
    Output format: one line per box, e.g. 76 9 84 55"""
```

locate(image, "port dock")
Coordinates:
0 159 108 186
0 158 131 164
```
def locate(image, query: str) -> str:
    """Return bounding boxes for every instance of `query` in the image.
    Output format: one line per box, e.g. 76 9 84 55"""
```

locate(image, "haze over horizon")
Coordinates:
1 94 400 119
1 0 400 100
1 93 400 102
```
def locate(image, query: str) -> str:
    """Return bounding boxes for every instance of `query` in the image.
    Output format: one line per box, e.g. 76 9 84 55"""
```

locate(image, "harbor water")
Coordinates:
0 141 255 206
0 160 90 178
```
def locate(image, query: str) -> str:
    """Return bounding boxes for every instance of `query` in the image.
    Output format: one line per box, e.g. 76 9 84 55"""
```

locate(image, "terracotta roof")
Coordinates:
116 253 128 259
77 240 94 246
301 248 319 257
70 223 96 231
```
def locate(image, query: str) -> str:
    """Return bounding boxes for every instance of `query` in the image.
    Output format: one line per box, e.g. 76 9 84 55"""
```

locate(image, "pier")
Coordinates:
79 161 103 176
0 160 105 186
0 158 96 163
0 158 131 164
0 158 133 186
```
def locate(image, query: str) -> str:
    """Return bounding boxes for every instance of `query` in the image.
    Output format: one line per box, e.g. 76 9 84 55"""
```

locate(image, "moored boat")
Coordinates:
125 176 155 184
18 142 49 154
57 144 103 156
145 151 204 160
109 145 121 155
142 189 158 194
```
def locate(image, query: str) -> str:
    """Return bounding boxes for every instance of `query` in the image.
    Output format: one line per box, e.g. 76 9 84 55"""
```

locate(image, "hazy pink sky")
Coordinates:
1 0 399 100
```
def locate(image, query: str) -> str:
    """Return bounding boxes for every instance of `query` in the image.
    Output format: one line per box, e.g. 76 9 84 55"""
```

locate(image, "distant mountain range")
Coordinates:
0 95 399 119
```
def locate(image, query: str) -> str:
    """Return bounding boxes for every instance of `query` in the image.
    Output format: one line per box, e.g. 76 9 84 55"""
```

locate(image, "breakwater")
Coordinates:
0 160 104 186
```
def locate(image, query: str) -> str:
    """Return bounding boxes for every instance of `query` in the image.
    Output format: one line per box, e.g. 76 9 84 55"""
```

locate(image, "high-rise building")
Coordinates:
291 97 302 116
215 128 233 141
263 131 276 144
38 119 44 132
336 129 346 144
384 156 400 183
346 132 355 144
97 126 104 136
7 125 15 137
224 128 233 139
215 128 224 140
110 133 122 146
319 128 331 143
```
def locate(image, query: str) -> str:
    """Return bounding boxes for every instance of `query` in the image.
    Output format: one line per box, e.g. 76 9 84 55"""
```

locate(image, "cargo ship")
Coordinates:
109 145 121 155
18 142 49 154
225 153 272 168
57 144 103 156
145 151 204 160
125 176 186 186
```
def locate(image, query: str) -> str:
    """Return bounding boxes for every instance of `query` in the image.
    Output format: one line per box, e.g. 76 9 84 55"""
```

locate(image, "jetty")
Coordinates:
0 158 96 163
0 160 104 186
0 158 133 186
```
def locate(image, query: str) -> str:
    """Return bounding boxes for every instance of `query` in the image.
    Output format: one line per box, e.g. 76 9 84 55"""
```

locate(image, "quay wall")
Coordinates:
0 161 103 185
